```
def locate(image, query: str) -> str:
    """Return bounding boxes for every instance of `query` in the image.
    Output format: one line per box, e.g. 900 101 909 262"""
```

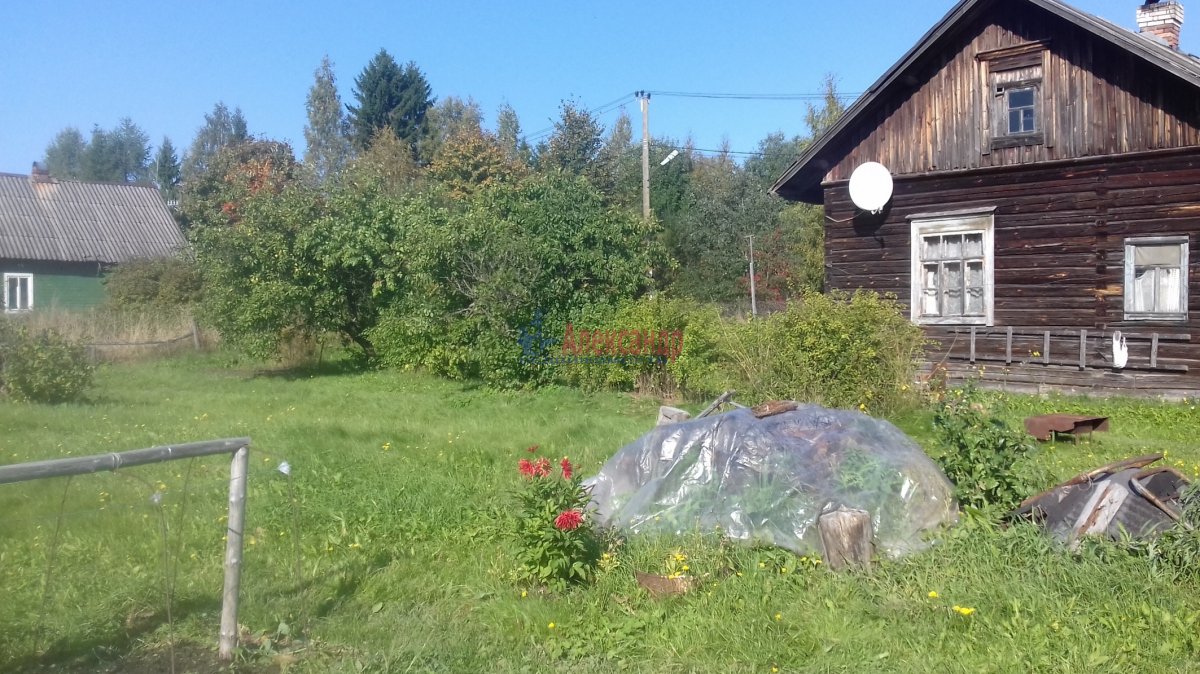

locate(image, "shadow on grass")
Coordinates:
3 595 226 673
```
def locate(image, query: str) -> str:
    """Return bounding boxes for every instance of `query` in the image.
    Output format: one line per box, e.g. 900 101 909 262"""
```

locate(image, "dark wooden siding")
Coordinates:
823 149 1200 395
824 3 1200 183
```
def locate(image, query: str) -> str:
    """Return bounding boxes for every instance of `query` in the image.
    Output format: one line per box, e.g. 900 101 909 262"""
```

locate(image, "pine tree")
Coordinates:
303 55 352 184
346 49 434 157
153 137 182 202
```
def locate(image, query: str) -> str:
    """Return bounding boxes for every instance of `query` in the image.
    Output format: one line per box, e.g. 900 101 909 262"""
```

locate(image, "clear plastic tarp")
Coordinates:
587 405 957 558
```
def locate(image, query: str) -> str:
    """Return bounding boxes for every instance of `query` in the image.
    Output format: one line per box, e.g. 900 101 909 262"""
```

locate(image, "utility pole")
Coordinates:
639 90 651 220
746 234 758 319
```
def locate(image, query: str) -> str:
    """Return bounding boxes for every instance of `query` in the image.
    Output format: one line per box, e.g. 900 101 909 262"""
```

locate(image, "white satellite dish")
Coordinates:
848 162 894 214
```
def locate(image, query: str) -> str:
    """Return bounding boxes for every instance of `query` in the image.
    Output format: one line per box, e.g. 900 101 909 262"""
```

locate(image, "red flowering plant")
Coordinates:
513 447 601 589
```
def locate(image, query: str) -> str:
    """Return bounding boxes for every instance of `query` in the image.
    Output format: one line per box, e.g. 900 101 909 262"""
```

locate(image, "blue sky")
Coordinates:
0 0 1192 175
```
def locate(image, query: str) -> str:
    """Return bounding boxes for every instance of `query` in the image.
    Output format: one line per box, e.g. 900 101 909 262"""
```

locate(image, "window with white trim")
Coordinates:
910 212 994 326
1124 236 1189 321
3 273 33 312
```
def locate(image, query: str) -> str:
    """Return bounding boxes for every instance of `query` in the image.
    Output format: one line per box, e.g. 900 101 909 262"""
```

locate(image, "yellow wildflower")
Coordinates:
774 612 782 621
521 590 528 598
928 591 939 599
952 605 975 616
547 622 556 630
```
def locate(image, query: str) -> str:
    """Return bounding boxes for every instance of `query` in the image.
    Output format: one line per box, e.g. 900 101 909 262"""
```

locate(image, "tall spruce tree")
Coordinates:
347 49 434 157
182 102 250 183
303 55 352 184
153 137 182 202
44 127 87 179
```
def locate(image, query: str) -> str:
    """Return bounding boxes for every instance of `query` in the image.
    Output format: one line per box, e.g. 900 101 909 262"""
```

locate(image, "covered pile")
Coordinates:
587 405 956 558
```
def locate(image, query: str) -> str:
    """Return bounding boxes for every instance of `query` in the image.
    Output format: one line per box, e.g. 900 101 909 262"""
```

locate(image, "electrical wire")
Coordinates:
647 90 862 100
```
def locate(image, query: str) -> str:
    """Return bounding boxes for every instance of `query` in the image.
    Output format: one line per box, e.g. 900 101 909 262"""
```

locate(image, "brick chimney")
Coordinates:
30 161 52 184
1137 0 1185 50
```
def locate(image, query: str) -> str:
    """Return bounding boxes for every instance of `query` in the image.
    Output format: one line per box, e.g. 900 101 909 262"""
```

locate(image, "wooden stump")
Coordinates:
818 507 874 571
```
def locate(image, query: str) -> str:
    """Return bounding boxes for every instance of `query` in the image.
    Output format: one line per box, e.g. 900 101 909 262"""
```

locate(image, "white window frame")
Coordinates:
1123 235 1189 321
909 209 995 326
3 271 33 311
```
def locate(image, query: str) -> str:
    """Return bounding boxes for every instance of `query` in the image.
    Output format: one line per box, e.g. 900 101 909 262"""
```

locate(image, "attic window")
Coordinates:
978 43 1048 150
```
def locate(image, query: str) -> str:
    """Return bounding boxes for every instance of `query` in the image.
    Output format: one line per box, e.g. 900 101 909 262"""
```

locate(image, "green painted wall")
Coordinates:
1 259 108 312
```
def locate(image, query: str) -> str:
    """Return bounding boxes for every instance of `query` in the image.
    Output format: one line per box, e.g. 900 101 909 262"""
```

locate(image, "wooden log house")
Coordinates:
773 0 1200 397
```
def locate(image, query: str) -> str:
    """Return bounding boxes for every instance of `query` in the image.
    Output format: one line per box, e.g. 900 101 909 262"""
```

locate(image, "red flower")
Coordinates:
526 444 539 453
532 458 551 478
560 457 573 480
518 458 535 478
553 510 584 531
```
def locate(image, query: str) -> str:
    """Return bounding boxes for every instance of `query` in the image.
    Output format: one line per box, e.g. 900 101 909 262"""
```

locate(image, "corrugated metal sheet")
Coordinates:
0 173 187 264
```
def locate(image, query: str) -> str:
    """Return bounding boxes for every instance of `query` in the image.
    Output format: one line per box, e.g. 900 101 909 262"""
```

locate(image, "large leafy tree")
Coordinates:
536 100 603 178
43 127 87 179
419 95 483 165
182 102 250 183
428 126 526 199
303 55 353 185
179 139 299 230
347 50 434 156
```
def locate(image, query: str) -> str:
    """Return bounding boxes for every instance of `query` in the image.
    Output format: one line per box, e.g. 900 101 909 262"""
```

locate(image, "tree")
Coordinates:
495 103 532 167
44 127 87 179
428 127 526 199
303 55 353 185
179 139 298 230
420 95 483 164
347 50 434 156
153 137 182 202
594 108 637 205
78 118 150 183
537 100 603 178
182 102 250 183
345 128 424 197
805 74 846 137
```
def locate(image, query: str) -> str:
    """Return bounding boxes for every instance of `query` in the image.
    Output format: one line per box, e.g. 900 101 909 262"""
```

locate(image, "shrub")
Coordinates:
2 326 94 403
512 449 601 589
104 257 202 312
931 384 1040 512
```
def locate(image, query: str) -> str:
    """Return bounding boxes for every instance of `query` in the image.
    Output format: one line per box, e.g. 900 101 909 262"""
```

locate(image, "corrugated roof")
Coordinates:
771 0 1200 203
0 173 186 264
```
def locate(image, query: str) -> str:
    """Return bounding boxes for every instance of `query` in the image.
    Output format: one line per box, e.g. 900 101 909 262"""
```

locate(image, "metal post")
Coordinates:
218 445 249 662
640 91 651 220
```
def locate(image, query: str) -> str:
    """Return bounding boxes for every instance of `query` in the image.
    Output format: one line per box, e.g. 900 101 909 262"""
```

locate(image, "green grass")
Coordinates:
1 355 1198 673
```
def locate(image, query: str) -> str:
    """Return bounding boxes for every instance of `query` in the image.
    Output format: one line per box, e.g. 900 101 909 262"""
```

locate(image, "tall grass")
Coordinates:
0 354 1197 672
7 308 203 362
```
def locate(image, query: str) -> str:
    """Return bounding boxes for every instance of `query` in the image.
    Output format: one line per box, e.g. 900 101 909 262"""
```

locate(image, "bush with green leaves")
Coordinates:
103 257 202 312
931 384 1041 512
2 326 94 403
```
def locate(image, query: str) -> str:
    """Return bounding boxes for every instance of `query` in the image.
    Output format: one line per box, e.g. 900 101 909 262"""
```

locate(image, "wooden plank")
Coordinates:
1151 333 1160 369
1044 331 1051 365
818 507 873 571
970 326 976 363
1079 329 1088 370
1006 326 1013 364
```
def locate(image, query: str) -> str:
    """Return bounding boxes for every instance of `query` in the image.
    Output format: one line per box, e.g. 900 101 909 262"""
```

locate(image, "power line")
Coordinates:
647 89 862 100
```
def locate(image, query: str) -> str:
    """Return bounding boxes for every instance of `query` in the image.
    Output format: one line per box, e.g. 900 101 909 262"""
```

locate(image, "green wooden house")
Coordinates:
0 165 186 312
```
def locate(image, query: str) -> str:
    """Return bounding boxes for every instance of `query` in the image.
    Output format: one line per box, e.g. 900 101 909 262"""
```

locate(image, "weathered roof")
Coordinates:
772 0 1200 203
0 173 186 264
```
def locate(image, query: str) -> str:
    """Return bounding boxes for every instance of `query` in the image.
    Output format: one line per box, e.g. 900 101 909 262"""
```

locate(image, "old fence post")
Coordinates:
218 445 250 662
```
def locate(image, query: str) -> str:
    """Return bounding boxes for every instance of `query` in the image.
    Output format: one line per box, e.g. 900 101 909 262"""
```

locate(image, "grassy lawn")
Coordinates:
1 355 1199 673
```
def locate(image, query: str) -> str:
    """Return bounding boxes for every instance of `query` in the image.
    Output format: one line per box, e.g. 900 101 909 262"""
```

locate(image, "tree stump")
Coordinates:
818 507 874 571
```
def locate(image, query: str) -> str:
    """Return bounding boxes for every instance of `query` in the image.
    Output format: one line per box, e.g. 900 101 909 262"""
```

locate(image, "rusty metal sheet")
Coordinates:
1023 414 1111 442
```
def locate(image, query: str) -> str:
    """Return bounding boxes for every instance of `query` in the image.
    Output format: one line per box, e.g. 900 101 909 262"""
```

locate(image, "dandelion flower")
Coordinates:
928 591 939 599
547 622 556 629
774 612 782 621
952 605 975 616
521 590 527 598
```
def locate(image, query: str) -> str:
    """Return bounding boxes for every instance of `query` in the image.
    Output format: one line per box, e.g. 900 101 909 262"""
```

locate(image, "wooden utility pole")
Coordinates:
639 91 651 220
746 234 758 318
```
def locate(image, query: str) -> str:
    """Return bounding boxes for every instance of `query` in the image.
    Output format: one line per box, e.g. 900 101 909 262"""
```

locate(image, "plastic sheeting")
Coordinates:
586 405 957 558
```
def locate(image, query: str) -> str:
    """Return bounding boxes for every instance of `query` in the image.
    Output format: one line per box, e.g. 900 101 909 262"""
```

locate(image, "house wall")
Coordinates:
823 3 1200 183
1 260 107 312
823 148 1200 396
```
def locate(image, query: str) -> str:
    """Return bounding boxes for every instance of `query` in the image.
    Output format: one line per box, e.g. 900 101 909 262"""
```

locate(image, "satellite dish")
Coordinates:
848 162 894 214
